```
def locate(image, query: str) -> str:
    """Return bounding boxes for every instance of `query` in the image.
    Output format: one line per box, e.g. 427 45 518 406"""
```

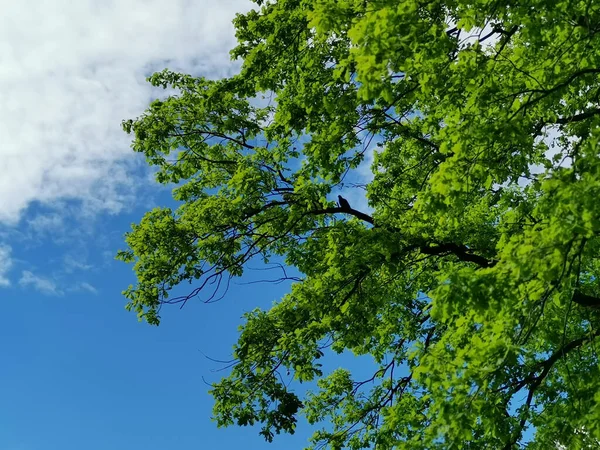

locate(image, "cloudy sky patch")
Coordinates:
0 0 252 225
0 0 253 287
18 270 60 295
0 244 13 286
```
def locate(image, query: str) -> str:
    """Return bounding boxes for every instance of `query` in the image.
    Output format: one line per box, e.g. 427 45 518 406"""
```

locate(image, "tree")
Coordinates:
117 0 600 447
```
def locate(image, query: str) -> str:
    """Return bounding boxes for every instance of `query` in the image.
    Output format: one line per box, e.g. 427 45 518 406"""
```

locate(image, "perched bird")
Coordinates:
338 195 351 210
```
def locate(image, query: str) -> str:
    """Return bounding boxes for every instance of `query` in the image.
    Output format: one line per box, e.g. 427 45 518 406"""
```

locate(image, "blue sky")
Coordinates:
0 188 324 450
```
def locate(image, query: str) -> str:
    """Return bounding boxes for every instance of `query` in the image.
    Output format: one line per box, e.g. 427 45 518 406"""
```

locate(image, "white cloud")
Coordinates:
26 212 65 236
0 244 13 286
63 254 93 273
19 270 60 295
79 282 98 294
68 281 98 295
0 0 253 225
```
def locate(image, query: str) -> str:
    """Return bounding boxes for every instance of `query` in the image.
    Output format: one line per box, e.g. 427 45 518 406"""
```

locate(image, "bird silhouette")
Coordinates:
338 195 351 210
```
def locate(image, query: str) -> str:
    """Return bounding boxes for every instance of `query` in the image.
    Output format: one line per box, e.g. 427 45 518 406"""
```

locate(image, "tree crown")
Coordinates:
118 0 600 447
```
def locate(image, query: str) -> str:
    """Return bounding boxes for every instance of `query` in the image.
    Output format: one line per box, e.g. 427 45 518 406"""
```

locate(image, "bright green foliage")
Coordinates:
118 0 600 447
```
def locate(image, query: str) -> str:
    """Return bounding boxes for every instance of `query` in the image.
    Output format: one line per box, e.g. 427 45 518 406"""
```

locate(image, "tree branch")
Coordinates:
572 290 600 308
309 207 498 268
310 207 375 225
502 328 600 449
510 68 600 119
419 242 497 267
554 107 600 124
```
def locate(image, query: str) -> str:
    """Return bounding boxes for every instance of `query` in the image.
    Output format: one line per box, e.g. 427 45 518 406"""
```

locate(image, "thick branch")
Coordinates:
310 207 497 268
554 107 600 124
572 290 600 308
419 243 497 267
311 207 375 225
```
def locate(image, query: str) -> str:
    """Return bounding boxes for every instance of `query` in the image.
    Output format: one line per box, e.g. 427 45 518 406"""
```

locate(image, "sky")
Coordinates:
0 0 335 448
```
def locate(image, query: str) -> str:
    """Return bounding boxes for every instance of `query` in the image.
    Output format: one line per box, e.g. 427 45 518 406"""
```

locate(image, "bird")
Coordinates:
338 195 351 210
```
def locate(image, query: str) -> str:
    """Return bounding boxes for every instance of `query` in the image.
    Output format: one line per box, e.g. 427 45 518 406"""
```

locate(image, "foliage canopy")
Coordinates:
118 0 600 447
